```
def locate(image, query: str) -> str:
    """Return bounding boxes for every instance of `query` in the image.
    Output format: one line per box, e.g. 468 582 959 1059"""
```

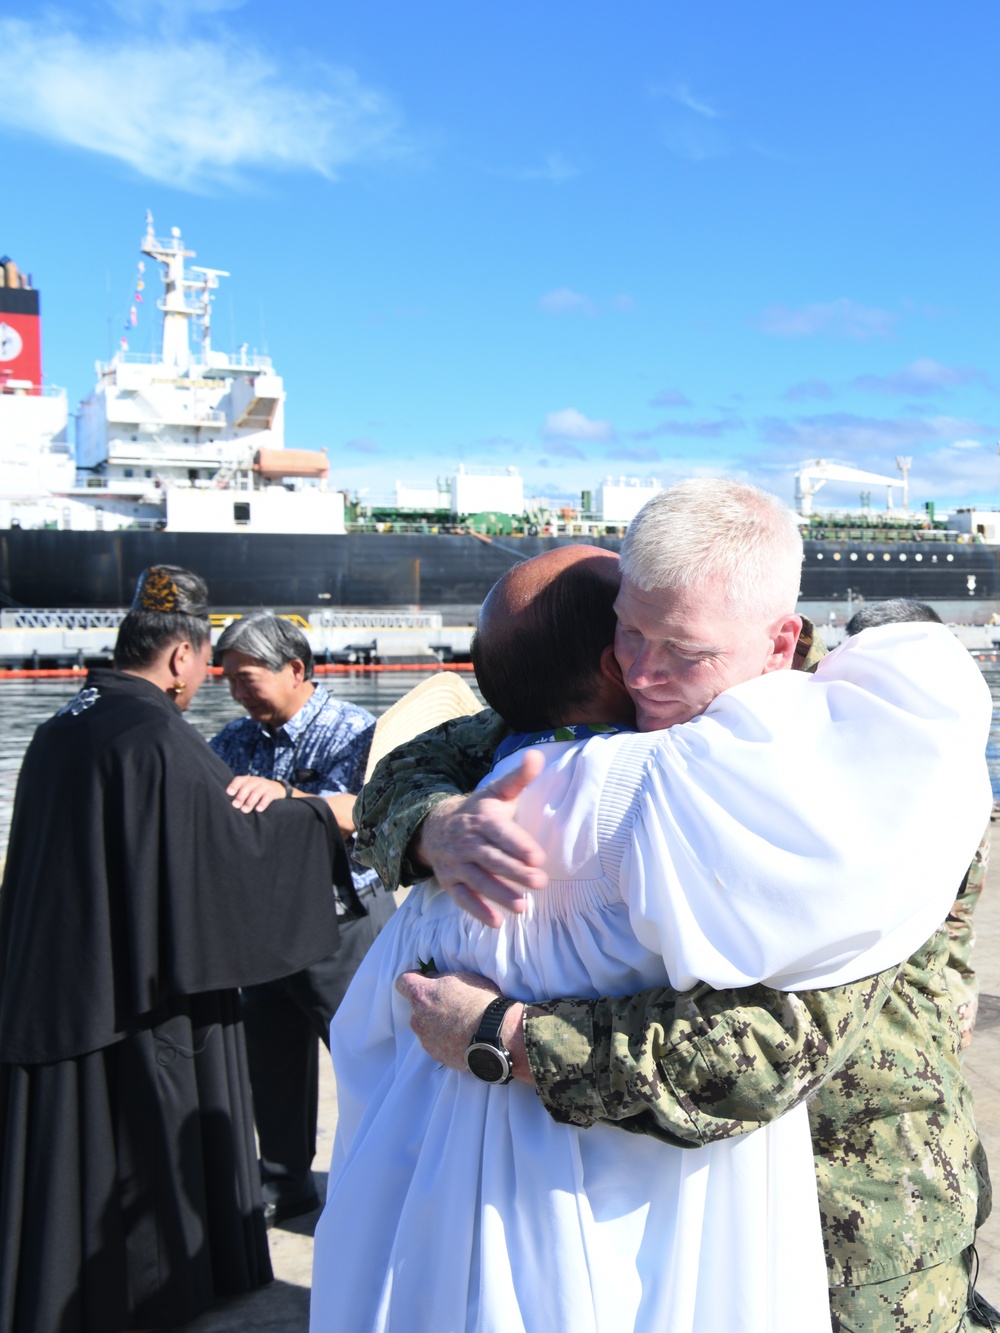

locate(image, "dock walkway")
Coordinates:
169 846 1000 1331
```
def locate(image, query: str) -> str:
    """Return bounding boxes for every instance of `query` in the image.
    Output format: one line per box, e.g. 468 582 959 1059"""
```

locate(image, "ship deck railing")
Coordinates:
102 351 274 373
804 527 963 542
0 610 126 630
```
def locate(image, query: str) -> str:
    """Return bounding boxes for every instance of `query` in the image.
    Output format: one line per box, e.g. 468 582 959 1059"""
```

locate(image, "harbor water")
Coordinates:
0 664 997 859
0 671 483 860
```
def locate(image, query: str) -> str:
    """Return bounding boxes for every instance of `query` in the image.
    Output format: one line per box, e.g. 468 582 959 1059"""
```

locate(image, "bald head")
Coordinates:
472 545 631 732
480 543 620 630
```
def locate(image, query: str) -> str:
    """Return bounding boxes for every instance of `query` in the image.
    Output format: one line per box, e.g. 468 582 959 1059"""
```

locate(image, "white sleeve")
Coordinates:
614 622 992 991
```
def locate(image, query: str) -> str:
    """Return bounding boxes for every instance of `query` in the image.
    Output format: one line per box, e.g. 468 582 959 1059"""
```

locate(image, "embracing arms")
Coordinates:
354 707 903 1142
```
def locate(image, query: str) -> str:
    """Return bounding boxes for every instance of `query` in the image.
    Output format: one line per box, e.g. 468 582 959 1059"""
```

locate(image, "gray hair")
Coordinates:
215 614 314 679
619 478 804 620
846 599 941 636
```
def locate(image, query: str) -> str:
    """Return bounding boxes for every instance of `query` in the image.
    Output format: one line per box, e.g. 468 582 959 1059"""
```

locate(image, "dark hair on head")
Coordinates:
845 598 942 636
472 558 620 731
215 613 314 680
114 565 211 669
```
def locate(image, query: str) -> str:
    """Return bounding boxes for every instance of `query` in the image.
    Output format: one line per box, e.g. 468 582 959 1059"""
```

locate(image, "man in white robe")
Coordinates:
364 480 996 1330
323 495 992 1331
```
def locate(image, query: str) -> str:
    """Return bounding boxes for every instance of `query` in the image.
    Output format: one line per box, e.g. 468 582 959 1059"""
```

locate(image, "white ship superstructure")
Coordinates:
4 216 345 534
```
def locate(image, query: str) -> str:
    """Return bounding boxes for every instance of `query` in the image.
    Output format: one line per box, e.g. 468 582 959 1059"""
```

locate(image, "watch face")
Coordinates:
0 322 23 362
467 1043 509 1083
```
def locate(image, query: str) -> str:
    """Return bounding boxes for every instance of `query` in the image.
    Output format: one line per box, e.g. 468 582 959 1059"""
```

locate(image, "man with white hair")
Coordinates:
355 479 995 1331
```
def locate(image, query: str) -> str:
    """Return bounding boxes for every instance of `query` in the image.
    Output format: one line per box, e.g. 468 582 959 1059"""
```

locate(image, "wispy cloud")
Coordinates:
539 288 597 316
0 12 412 190
649 388 691 408
758 411 993 456
543 408 615 442
784 379 835 402
849 358 993 397
544 440 588 460
345 437 381 454
504 152 580 184
538 289 635 317
649 80 727 160
758 299 896 341
651 81 719 119
629 417 741 441
109 0 246 19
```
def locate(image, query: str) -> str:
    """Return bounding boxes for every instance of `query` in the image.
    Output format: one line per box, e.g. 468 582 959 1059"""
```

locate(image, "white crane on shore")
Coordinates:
794 457 911 516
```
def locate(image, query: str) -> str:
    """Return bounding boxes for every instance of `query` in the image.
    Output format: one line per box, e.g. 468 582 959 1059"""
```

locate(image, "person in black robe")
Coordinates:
0 566 349 1333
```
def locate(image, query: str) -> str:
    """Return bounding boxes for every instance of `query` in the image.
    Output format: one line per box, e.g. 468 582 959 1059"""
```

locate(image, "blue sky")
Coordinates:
2 0 999 512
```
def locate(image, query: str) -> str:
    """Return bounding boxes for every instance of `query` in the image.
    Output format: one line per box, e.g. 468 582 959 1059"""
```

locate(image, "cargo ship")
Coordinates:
2 220 999 622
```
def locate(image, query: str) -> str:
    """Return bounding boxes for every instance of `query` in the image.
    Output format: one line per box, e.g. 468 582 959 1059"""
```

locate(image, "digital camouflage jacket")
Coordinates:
353 623 990 1286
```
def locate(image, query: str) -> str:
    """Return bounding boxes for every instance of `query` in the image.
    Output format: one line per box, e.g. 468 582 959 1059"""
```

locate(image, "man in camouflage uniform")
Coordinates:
356 481 996 1331
844 599 990 1055
949 839 988 1049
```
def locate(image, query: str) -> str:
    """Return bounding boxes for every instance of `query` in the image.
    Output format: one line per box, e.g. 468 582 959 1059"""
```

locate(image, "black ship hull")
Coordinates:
1 529 998 611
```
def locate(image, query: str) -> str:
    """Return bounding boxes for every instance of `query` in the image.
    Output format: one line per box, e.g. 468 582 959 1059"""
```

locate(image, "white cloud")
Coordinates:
758 411 992 455
538 288 597 316
0 14 411 190
950 438 984 450
849 358 992 397
543 408 615 442
758 299 896 341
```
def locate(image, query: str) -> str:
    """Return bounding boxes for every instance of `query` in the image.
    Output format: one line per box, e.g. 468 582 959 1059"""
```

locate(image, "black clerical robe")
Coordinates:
0 669 347 1333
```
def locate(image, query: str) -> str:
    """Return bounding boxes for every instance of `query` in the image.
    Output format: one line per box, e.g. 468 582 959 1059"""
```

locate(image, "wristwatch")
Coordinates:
466 995 517 1084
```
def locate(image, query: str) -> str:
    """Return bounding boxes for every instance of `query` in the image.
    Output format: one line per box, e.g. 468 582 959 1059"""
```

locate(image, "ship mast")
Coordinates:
140 212 228 369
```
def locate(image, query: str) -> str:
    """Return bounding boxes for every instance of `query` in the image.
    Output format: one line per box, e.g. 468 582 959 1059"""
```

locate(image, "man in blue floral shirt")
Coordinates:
211 614 395 1226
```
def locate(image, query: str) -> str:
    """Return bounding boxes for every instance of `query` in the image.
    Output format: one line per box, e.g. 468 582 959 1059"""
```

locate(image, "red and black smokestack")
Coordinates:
0 257 42 396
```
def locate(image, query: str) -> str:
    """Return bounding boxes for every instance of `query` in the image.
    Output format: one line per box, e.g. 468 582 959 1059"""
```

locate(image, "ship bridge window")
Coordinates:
234 501 251 525
124 468 134 478
145 469 152 478
188 469 199 483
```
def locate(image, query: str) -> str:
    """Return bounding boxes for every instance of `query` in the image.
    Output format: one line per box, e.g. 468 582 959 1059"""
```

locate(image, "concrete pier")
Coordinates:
169 845 1000 1331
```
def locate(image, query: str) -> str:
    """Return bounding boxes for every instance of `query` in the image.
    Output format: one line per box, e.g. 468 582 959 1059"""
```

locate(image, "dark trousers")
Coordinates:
241 889 396 1203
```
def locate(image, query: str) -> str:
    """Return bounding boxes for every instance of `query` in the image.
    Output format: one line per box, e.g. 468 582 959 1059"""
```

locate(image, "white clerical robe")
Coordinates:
311 623 992 1333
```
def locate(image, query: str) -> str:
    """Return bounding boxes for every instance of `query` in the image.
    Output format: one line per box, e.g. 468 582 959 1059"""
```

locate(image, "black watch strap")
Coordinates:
473 995 517 1046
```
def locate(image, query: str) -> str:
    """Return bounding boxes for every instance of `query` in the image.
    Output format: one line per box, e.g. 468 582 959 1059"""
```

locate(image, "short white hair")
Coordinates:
619 478 803 620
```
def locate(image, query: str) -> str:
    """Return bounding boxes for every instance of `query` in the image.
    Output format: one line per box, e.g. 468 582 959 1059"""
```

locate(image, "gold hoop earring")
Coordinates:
172 678 186 696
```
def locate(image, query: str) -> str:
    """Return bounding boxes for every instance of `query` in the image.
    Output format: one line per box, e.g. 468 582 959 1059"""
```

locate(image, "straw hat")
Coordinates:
364 672 483 782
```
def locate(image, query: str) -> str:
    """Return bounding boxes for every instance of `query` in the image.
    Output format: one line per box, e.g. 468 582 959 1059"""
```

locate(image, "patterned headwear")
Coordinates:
129 565 209 619
131 566 182 612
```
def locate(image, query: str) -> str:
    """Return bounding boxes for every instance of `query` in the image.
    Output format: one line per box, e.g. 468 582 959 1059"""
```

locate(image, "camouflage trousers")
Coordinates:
830 1250 998 1332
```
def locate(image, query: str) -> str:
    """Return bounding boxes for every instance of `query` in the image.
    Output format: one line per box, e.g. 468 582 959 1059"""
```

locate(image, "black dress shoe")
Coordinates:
262 1192 321 1229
